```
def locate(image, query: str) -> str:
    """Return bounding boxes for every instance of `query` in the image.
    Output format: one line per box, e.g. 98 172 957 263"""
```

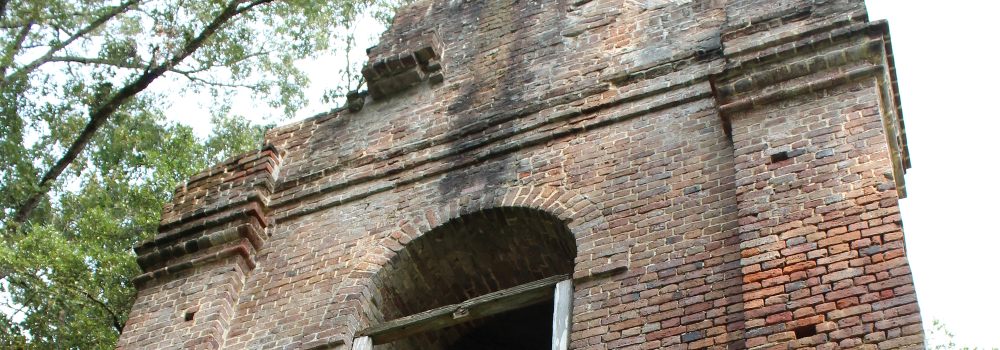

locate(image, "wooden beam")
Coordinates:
551 279 573 350
302 339 345 350
359 274 569 344
351 336 372 350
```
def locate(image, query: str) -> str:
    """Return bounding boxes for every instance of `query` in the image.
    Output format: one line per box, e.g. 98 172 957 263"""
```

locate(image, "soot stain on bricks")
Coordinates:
438 0 539 202
117 1 926 349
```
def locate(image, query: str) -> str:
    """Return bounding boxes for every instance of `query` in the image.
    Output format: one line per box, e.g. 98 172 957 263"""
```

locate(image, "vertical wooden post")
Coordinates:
552 279 573 350
352 336 373 350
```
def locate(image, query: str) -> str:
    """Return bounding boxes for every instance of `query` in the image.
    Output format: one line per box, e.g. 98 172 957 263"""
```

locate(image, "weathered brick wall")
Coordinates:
117 0 922 349
119 148 279 349
729 80 917 348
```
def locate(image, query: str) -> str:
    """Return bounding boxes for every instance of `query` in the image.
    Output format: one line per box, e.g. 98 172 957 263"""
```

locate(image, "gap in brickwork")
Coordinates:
770 151 790 163
793 324 818 339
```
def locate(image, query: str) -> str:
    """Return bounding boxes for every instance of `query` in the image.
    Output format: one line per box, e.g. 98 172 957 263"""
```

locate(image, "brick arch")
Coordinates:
392 184 609 257
342 184 610 349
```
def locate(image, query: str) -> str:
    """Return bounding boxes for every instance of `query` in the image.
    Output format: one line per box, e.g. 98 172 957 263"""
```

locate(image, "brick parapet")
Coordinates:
159 145 280 227
118 147 282 349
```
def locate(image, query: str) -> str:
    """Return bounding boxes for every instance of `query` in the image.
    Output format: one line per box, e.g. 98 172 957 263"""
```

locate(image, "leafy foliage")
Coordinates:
0 0 404 347
1 111 271 348
927 318 998 350
1 0 405 227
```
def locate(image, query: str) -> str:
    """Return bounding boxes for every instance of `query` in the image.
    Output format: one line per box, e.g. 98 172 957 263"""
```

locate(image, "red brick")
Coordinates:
118 3 925 350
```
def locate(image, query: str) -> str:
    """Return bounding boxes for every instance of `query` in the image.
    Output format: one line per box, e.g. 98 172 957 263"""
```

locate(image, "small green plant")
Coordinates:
926 318 998 350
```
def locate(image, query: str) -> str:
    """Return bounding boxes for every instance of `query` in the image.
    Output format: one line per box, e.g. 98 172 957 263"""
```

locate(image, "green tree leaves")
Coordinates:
2 0 402 227
0 0 406 347
1 113 269 348
927 319 999 350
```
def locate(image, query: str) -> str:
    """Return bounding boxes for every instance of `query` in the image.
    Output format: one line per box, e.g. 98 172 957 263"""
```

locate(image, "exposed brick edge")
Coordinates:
719 65 882 116
182 144 279 182
135 222 265 272
135 200 267 253
159 187 271 234
131 240 256 286
722 20 890 74
875 22 910 170
157 146 280 232
722 9 869 58
128 144 281 286
870 41 909 198
716 39 886 101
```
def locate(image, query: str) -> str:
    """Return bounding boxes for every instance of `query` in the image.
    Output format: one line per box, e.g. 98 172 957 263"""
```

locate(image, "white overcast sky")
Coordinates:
163 1 998 348
866 1 999 348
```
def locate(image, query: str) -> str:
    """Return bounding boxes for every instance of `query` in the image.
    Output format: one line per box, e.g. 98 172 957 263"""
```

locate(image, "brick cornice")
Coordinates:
710 16 910 197
268 81 716 224
130 146 282 286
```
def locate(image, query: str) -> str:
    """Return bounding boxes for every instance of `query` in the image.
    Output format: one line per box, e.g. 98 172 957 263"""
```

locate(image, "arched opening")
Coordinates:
366 207 577 350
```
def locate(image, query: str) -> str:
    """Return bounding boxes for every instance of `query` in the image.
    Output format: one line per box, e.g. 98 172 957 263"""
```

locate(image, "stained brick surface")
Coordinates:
117 0 922 349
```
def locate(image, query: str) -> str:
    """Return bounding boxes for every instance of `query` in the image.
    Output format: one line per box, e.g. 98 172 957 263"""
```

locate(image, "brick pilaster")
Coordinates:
116 146 281 349
713 6 922 348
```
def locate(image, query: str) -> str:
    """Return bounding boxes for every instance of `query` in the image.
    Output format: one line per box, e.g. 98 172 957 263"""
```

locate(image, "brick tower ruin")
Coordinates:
117 0 923 349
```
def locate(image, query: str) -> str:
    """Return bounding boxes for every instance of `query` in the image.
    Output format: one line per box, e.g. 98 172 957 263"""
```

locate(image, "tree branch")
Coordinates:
1 0 140 88
48 55 191 75
4 271 125 334
0 20 33 79
232 0 272 19
81 290 123 334
50 48 275 76
9 0 277 227
49 56 145 70
182 49 274 73
175 70 258 89
1 21 32 29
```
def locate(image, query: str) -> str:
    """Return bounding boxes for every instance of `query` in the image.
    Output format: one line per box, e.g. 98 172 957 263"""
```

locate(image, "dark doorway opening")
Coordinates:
448 301 553 350
365 207 576 350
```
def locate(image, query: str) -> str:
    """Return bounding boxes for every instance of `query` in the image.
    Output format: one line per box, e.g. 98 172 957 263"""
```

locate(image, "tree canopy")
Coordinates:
0 0 400 347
